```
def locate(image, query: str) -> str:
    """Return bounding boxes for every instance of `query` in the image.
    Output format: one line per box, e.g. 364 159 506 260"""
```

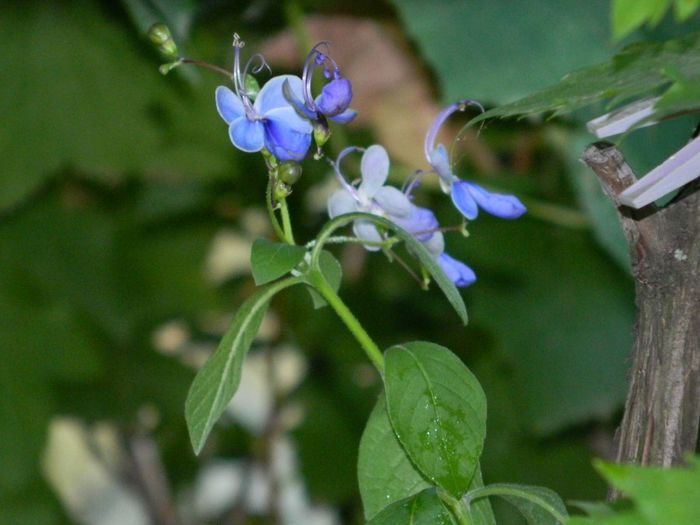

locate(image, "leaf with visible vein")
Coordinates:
185 277 299 454
384 341 486 498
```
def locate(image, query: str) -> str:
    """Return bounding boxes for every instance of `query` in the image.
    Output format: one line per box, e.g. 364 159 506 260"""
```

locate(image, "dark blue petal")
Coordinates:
438 253 476 287
315 78 353 117
329 108 357 123
264 107 313 161
466 182 527 219
229 116 265 152
451 181 479 220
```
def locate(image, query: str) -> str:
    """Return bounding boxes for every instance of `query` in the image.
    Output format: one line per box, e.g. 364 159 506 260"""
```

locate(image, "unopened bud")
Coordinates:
159 59 183 75
274 181 292 201
278 161 302 185
148 23 178 59
313 119 331 149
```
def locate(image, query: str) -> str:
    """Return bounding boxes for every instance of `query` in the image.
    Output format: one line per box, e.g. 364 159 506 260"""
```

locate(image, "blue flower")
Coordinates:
425 101 526 220
327 145 476 287
328 145 413 250
215 34 312 162
283 42 356 124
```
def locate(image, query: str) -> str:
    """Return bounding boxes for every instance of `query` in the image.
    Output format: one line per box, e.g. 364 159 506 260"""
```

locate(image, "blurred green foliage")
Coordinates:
1 1 697 524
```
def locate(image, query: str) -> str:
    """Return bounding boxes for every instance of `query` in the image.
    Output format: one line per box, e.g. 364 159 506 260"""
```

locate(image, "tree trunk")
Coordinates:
581 142 700 494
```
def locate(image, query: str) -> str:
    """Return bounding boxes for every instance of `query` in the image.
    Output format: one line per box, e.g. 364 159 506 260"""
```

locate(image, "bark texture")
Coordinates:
581 142 700 482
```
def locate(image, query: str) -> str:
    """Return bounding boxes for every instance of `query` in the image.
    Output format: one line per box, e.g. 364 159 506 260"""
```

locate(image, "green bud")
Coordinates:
159 59 183 75
147 23 178 59
245 74 261 100
278 161 302 185
313 119 331 149
274 181 292 201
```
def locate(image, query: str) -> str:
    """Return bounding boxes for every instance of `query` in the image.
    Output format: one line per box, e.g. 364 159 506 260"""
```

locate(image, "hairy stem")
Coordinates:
265 178 287 243
279 196 295 245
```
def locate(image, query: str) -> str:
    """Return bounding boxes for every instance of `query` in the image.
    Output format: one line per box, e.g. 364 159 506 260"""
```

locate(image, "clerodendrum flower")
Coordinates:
284 42 356 125
327 145 476 287
215 34 312 162
425 101 526 220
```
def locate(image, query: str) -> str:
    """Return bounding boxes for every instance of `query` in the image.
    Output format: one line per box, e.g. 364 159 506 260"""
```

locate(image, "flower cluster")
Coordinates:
209 34 524 288
215 35 354 163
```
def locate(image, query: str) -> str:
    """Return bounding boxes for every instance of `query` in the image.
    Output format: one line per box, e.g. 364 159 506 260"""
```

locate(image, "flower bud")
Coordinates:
316 78 352 117
313 119 332 149
158 60 183 75
278 161 302 185
147 23 178 59
274 181 292 201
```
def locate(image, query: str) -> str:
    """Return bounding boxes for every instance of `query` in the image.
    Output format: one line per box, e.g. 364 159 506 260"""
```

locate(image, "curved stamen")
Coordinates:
424 99 484 165
231 33 258 118
302 41 340 112
328 146 364 198
240 53 271 98
402 170 426 198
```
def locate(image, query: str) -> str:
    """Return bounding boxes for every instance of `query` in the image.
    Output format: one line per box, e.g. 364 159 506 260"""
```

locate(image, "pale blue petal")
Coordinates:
422 231 444 256
283 79 316 119
264 107 313 161
353 220 383 251
373 187 412 218
438 253 476 287
359 145 390 198
328 190 358 218
216 86 246 124
430 144 453 185
229 116 264 152
451 181 478 220
329 108 357 123
256 75 303 114
467 182 527 219
393 206 438 242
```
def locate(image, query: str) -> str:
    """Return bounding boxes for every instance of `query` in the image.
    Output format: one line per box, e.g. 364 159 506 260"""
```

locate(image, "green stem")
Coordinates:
465 486 567 524
308 269 385 374
440 492 472 525
279 196 295 245
266 178 287 243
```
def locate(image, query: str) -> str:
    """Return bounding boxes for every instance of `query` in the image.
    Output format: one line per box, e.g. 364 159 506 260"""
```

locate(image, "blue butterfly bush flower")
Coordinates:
215 34 313 162
425 101 527 220
327 145 476 287
284 42 356 126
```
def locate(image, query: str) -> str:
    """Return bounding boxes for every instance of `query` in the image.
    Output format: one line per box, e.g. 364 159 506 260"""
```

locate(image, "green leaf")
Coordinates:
392 0 612 105
367 488 457 525
384 342 486 497
465 483 568 525
675 0 700 21
358 395 496 523
595 458 700 525
185 277 300 454
612 0 671 40
313 213 467 324
358 396 432 520
472 32 700 126
250 238 306 285
307 250 342 309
